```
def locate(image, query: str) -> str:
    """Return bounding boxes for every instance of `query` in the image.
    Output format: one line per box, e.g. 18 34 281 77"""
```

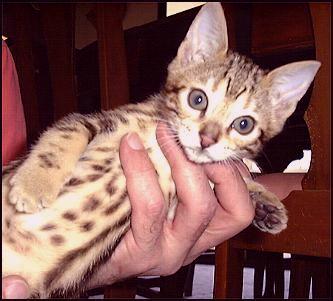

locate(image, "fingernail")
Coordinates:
127 133 144 150
5 280 29 299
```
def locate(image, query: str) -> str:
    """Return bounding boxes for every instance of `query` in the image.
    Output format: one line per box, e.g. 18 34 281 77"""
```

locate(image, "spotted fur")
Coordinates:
2 3 320 298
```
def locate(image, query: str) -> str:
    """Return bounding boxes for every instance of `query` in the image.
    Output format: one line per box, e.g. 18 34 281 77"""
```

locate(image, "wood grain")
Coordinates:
96 3 129 110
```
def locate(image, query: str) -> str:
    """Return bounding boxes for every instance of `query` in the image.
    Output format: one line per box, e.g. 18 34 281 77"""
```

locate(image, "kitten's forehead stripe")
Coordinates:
235 87 247 99
225 53 263 99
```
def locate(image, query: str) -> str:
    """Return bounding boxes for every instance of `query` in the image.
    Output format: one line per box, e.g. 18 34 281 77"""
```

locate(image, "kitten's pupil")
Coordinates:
240 119 248 130
195 96 203 105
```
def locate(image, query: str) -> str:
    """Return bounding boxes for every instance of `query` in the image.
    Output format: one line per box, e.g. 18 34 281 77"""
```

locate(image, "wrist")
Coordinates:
85 266 118 290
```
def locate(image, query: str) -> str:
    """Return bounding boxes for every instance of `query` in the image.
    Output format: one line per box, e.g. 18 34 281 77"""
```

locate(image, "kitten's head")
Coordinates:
162 2 320 164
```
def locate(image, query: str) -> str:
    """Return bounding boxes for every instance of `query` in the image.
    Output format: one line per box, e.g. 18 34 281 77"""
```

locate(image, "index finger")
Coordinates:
156 122 217 246
204 162 254 219
156 122 197 172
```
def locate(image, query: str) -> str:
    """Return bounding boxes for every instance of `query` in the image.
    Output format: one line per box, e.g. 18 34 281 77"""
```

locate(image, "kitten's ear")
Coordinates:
265 60 321 120
171 2 228 68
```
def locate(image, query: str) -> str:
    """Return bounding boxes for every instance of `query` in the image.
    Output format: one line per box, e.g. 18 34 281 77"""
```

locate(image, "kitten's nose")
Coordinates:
199 122 220 149
200 133 217 149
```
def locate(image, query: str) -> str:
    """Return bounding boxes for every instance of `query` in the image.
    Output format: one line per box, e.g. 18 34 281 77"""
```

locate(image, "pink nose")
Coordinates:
200 134 217 149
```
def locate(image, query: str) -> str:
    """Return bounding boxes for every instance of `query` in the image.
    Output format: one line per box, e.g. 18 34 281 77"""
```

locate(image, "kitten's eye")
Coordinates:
188 89 208 111
231 116 255 135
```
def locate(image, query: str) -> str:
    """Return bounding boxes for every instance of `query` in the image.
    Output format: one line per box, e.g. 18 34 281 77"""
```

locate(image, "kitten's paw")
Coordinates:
9 175 53 213
251 191 288 234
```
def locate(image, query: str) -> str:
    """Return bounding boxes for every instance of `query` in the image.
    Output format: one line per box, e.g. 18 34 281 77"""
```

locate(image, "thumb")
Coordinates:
2 276 30 299
119 132 166 248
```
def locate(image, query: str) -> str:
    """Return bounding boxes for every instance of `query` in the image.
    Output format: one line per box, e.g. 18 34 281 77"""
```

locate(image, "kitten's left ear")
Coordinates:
265 60 321 120
170 2 228 69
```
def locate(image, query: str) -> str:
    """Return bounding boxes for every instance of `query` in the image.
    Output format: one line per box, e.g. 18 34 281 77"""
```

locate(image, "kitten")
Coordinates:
2 2 320 298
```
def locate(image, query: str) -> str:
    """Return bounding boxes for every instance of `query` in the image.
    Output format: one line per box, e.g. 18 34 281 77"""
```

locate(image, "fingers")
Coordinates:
119 133 166 249
183 164 255 266
155 121 195 172
233 160 252 179
156 122 217 248
204 162 254 220
2 276 29 299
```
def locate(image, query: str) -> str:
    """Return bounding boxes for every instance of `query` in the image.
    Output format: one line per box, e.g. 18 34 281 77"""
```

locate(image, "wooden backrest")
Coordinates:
95 3 130 110
302 3 330 191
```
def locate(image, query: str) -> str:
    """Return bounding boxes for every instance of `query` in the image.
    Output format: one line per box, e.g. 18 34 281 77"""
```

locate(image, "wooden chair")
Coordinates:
214 3 330 299
5 3 329 299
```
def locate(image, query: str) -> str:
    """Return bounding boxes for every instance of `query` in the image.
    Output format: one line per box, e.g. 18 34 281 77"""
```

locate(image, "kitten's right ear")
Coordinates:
265 60 321 121
169 3 228 70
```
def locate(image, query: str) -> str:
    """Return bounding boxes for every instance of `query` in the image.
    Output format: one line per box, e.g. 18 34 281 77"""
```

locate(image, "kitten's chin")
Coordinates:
183 147 216 164
182 145 240 164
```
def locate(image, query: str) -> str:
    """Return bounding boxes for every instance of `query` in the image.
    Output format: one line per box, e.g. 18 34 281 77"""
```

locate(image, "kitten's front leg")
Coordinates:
9 117 93 213
246 179 288 234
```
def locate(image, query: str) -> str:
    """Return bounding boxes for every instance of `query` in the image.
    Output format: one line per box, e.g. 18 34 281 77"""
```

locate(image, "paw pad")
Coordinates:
253 200 288 234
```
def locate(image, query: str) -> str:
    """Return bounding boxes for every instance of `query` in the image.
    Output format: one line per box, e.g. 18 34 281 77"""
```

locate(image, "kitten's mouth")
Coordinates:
182 145 216 164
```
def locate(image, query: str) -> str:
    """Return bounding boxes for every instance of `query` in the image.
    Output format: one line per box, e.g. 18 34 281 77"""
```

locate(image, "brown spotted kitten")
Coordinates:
2 2 320 298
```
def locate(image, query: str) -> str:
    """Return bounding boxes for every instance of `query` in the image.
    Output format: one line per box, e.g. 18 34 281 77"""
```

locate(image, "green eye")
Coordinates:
188 89 208 111
231 116 255 135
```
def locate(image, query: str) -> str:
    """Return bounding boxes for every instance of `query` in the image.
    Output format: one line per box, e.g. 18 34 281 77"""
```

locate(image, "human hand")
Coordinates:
87 122 254 288
2 275 29 299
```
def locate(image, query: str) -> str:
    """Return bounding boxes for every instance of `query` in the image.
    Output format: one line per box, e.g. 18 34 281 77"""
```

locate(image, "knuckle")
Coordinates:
195 201 216 222
160 262 183 276
238 205 255 226
146 197 165 218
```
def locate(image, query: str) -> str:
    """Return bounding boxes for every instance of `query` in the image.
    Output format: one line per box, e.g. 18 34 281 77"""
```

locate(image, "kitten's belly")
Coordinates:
2 125 176 297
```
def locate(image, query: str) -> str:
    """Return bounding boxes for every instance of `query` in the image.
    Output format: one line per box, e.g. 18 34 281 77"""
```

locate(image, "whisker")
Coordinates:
158 141 178 157
156 135 180 143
